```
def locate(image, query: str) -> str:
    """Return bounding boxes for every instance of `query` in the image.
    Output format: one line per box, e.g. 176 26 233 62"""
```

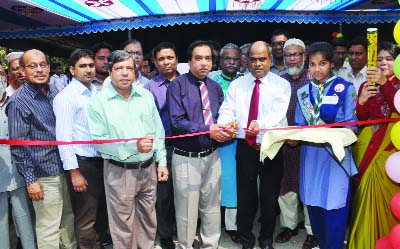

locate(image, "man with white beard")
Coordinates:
274 39 318 249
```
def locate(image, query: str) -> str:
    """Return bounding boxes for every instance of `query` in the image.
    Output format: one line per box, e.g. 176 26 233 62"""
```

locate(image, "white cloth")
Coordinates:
218 72 291 144
53 78 100 170
338 65 367 93
5 85 17 96
225 208 237 231
49 74 68 92
103 73 149 88
260 128 357 162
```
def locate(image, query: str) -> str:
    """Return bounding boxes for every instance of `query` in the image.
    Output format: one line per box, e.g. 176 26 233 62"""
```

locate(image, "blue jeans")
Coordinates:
0 187 36 249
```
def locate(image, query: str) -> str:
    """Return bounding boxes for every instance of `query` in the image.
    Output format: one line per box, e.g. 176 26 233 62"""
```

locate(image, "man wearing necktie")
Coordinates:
218 41 291 249
167 40 235 249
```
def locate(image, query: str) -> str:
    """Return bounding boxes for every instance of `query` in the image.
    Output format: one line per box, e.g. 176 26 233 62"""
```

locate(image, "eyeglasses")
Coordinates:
283 52 304 58
24 63 49 70
222 57 240 62
126 50 143 57
271 41 286 47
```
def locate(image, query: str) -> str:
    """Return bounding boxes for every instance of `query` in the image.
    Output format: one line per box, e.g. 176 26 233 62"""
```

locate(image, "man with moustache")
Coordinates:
275 39 317 249
7 49 76 249
167 40 235 249
270 30 289 76
6 52 25 95
212 43 242 244
218 41 291 249
88 50 168 249
0 51 36 249
144 42 179 249
338 36 368 92
91 42 112 91
103 40 149 88
53 49 108 249
331 37 349 75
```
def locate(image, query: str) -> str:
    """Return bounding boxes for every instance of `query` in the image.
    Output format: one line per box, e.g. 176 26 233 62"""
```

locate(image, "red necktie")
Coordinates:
245 79 261 146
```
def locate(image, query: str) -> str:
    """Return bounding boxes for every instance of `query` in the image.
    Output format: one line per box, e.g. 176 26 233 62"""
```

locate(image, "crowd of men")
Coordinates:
0 29 369 249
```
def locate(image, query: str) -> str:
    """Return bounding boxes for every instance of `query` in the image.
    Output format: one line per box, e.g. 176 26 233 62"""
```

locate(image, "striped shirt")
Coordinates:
7 82 64 185
53 78 100 170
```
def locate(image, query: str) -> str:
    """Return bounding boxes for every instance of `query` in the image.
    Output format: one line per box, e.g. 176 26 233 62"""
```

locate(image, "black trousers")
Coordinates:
156 145 175 239
66 158 108 249
236 140 283 248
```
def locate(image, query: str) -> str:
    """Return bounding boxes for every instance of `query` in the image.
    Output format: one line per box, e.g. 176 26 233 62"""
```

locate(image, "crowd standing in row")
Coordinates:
0 29 399 249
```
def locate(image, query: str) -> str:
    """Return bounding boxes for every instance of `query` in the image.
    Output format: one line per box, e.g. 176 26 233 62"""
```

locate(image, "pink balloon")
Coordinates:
376 236 394 249
386 152 400 183
390 224 400 248
391 192 400 221
394 90 400 113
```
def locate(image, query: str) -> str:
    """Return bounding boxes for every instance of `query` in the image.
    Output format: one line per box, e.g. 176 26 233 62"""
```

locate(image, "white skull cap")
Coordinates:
283 38 305 50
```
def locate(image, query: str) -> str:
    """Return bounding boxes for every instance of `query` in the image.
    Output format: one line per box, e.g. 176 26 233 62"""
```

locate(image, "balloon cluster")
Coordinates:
394 21 400 80
375 193 400 248
331 31 344 39
376 18 400 248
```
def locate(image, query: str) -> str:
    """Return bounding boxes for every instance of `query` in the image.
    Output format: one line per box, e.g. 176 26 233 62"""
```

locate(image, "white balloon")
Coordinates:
394 89 400 114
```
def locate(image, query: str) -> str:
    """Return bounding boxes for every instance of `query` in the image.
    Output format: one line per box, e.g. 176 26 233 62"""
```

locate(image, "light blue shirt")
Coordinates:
53 78 100 170
295 80 357 210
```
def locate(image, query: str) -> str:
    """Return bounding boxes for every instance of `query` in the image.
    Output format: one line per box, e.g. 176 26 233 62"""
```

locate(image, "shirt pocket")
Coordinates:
140 113 156 137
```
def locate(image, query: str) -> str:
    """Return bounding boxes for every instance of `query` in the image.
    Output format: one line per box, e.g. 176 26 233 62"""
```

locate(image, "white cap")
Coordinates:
6 52 24 64
283 38 305 50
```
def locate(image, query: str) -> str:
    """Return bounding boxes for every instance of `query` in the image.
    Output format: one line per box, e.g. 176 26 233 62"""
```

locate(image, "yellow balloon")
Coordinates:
336 33 343 38
394 20 400 45
391 121 400 150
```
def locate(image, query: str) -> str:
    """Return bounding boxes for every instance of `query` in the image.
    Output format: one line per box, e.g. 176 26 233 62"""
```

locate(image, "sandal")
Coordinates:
225 230 241 243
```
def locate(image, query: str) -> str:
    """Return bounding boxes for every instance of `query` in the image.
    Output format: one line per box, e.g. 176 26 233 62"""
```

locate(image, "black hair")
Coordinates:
186 41 212 60
270 29 290 41
68 49 94 67
349 36 368 50
307 42 334 62
120 39 142 50
91 42 113 55
51 62 61 70
207 40 221 51
152 42 178 59
331 38 348 48
378 41 400 59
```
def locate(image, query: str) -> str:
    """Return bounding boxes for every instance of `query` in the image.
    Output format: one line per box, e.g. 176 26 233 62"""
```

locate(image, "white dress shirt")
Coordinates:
338 65 367 93
218 72 291 144
53 78 100 170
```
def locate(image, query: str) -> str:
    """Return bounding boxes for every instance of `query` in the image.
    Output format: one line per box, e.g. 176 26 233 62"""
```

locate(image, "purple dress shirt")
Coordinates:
144 74 172 137
167 72 224 152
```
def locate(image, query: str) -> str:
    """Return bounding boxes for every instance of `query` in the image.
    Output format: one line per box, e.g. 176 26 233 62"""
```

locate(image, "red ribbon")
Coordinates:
2 118 400 146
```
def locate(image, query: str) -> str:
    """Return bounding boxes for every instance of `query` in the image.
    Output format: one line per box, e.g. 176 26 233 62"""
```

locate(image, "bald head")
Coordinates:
248 41 272 79
20 49 50 85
